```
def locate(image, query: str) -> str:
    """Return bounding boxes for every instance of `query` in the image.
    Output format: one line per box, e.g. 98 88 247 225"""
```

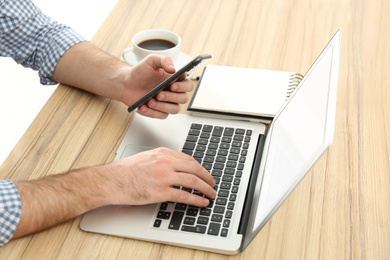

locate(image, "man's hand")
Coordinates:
13 148 215 239
106 147 216 207
121 54 194 119
52 42 194 120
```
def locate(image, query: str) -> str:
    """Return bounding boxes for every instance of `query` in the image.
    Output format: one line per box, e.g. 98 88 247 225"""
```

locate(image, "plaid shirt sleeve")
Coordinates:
0 179 21 247
0 0 87 85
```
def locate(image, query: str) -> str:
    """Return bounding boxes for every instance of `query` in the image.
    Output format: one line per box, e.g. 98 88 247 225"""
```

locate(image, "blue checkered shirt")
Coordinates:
0 0 86 84
0 180 21 246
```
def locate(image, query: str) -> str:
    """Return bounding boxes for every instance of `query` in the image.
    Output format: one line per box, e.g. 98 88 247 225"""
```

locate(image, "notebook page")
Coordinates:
190 65 296 117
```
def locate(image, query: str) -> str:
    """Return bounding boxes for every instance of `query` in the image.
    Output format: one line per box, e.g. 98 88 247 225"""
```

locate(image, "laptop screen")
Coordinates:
242 30 341 250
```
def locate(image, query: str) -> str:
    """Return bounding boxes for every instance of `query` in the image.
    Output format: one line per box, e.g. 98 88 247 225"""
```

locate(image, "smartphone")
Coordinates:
127 54 212 113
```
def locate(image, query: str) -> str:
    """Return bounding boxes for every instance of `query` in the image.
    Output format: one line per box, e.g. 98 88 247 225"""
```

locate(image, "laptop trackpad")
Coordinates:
120 144 155 159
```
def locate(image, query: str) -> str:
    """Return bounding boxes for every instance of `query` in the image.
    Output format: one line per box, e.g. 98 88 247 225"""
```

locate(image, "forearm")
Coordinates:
51 41 131 103
12 164 114 239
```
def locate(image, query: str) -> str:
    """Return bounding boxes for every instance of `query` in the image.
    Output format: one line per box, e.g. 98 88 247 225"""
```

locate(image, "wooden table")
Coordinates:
1 0 389 258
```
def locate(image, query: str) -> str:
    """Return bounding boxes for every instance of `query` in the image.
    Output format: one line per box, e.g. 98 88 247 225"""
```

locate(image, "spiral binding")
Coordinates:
286 73 304 100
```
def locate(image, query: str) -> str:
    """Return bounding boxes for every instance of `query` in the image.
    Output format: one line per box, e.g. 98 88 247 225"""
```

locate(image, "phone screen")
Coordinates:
127 54 212 113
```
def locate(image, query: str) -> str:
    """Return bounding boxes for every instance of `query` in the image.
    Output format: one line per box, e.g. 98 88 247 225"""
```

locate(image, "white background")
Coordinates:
0 0 118 165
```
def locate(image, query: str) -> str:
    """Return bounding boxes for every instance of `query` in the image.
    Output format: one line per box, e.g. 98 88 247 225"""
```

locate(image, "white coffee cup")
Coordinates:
122 29 181 65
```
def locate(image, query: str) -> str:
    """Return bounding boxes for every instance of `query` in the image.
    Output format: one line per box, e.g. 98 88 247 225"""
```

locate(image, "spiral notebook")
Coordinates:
188 65 303 122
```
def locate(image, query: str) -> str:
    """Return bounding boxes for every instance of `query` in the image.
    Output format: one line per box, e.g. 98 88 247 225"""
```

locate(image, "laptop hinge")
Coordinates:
238 134 266 235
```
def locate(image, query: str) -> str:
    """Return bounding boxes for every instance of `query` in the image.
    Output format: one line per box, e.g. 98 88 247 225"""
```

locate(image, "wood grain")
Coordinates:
1 0 389 258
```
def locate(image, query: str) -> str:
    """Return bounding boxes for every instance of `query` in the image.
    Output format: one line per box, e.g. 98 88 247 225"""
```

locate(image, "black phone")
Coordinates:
127 54 212 113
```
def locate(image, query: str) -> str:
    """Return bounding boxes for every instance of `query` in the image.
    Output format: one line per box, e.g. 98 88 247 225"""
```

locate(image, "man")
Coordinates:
0 0 216 246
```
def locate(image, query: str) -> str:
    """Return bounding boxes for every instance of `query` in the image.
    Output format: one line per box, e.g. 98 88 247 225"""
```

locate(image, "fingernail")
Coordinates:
138 105 147 112
149 99 156 107
172 84 178 91
159 93 166 101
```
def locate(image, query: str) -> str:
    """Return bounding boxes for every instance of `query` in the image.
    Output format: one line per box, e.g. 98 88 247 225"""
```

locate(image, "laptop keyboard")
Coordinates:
152 123 252 237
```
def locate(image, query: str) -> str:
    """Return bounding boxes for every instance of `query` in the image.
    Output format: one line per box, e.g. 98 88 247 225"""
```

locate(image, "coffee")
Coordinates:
138 39 176 51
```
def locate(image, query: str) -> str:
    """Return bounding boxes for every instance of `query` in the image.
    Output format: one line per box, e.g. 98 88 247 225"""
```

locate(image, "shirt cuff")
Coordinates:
39 27 86 85
0 179 21 247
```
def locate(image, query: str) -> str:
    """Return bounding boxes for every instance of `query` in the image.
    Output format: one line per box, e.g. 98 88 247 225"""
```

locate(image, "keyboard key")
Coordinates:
223 128 234 136
186 208 198 216
183 217 196 225
211 214 223 222
222 136 232 143
223 219 231 228
218 190 229 197
220 182 231 190
197 217 209 225
196 145 206 152
186 135 198 142
220 143 230 149
213 163 224 170
154 219 162 228
222 175 233 182
221 228 228 237
200 208 211 216
182 225 207 234
168 211 184 230
210 137 220 143
216 198 227 205
212 126 224 137
208 222 221 235
226 161 237 168
183 142 196 150
175 203 187 211
191 123 202 130
227 202 235 210
233 135 244 141
225 210 233 219
160 203 168 210
202 163 212 171
198 139 208 145
215 156 226 163
218 149 228 156
206 150 217 156
208 143 218 150
200 132 211 139
230 148 240 154
232 141 242 148
211 170 222 177
214 206 225 214
189 129 200 136
182 149 192 156
228 154 239 161
157 211 171 219
224 168 235 175
203 125 213 132
193 151 204 158
237 163 244 170
203 156 214 163
235 129 245 135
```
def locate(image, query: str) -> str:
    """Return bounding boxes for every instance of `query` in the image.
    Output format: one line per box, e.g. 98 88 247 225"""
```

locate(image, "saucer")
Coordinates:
123 51 192 69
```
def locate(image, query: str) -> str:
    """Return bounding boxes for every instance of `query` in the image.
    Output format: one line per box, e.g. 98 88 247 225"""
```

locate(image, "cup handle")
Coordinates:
122 47 133 63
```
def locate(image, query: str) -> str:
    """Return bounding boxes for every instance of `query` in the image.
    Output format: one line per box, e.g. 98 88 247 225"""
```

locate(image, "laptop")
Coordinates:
80 30 341 255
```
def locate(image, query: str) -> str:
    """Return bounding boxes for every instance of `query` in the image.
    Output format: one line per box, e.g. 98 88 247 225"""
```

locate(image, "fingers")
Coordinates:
169 188 213 208
136 77 194 118
149 54 176 74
